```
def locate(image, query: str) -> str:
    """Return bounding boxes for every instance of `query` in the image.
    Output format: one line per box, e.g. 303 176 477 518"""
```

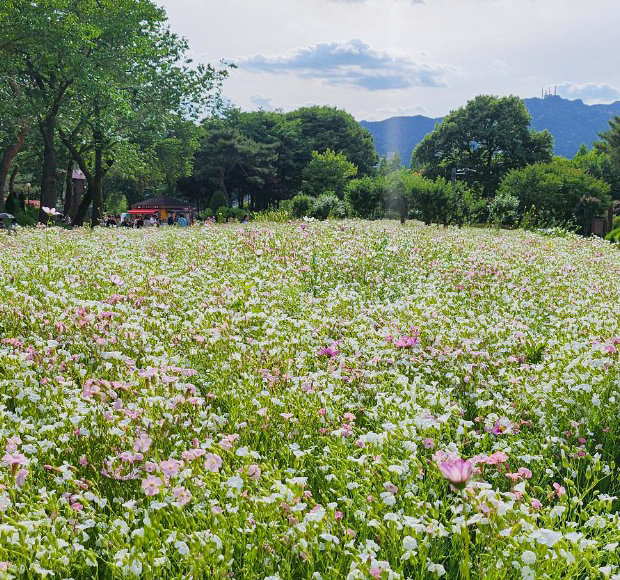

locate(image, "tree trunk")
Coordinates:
0 129 27 212
8 164 19 196
63 159 74 217
73 187 93 226
39 117 57 222
90 140 104 227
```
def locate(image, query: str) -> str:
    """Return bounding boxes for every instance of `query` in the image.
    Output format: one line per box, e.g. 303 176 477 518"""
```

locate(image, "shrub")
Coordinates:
209 191 228 213
605 226 620 243
290 194 315 218
498 159 611 234
345 176 386 219
310 192 340 220
215 205 229 223
488 190 520 229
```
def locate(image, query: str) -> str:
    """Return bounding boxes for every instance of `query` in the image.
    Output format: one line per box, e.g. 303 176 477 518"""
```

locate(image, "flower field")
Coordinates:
1 221 620 580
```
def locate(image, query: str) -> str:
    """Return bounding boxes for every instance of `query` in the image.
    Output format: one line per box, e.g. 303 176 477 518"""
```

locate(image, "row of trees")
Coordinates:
268 95 619 234
0 0 227 225
175 106 377 213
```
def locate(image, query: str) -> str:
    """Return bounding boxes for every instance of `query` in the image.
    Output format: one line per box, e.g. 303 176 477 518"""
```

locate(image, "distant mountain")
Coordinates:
360 96 620 164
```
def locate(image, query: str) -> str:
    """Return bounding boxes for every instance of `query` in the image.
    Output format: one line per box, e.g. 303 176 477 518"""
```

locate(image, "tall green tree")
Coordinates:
0 0 227 224
301 149 357 199
413 95 554 197
286 106 377 178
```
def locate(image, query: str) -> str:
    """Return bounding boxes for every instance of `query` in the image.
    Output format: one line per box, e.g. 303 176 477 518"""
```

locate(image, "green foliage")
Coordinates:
413 95 554 197
286 106 378 176
310 192 345 220
573 145 620 200
488 190 520 229
385 169 419 224
345 176 386 219
104 192 128 215
605 226 620 243
13 206 38 227
597 115 620 168
377 153 402 176
209 191 229 213
290 194 315 219
199 208 214 220
498 158 611 233
253 208 292 222
301 149 357 199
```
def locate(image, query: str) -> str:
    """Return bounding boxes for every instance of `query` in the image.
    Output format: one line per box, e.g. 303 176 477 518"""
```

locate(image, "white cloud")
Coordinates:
237 39 455 91
556 82 620 104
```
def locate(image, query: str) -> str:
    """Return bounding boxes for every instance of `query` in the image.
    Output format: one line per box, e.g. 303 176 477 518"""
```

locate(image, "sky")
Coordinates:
158 0 620 121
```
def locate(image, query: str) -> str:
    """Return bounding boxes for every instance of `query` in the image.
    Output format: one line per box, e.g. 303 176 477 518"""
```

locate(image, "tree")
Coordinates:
193 114 277 210
302 149 357 198
413 95 554 197
573 145 620 200
286 106 377 178
1 0 227 224
598 115 620 166
498 158 611 233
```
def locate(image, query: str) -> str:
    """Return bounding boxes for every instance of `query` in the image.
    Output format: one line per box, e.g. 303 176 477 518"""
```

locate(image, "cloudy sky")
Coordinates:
159 0 620 121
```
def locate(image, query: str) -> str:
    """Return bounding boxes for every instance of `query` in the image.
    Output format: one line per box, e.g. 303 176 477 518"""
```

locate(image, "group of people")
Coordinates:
104 212 190 228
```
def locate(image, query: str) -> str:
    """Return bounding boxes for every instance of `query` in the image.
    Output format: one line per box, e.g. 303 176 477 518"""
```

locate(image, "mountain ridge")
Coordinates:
360 96 620 163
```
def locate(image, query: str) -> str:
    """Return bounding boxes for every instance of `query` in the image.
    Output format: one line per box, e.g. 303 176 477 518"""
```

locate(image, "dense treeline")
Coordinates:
1 3 620 234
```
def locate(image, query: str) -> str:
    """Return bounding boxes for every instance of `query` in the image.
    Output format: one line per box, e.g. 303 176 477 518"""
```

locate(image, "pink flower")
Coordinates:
248 464 261 481
173 486 191 506
343 412 356 421
439 458 472 490
204 453 223 473
517 467 532 479
211 505 223 514
133 433 152 453
393 335 419 348
486 451 509 464
15 468 28 487
5 436 21 453
552 482 566 498
141 475 162 496
2 453 28 466
160 459 182 477
422 437 435 449
531 498 542 510
370 567 382 578
79 456 88 466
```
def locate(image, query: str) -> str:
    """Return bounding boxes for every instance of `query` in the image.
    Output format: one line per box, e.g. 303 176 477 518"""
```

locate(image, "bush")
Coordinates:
200 208 214 220
488 190 520 229
605 226 620 243
301 149 357 199
209 191 228 213
215 205 229 223
310 192 340 220
290 194 315 219
14 206 38 227
345 176 386 219
498 159 611 234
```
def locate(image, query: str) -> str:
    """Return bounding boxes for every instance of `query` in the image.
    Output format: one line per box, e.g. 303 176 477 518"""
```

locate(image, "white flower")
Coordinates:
521 551 536 565
521 566 535 580
531 529 563 547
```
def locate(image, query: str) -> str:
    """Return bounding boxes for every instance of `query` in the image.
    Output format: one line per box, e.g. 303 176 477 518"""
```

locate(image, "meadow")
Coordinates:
1 221 620 580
